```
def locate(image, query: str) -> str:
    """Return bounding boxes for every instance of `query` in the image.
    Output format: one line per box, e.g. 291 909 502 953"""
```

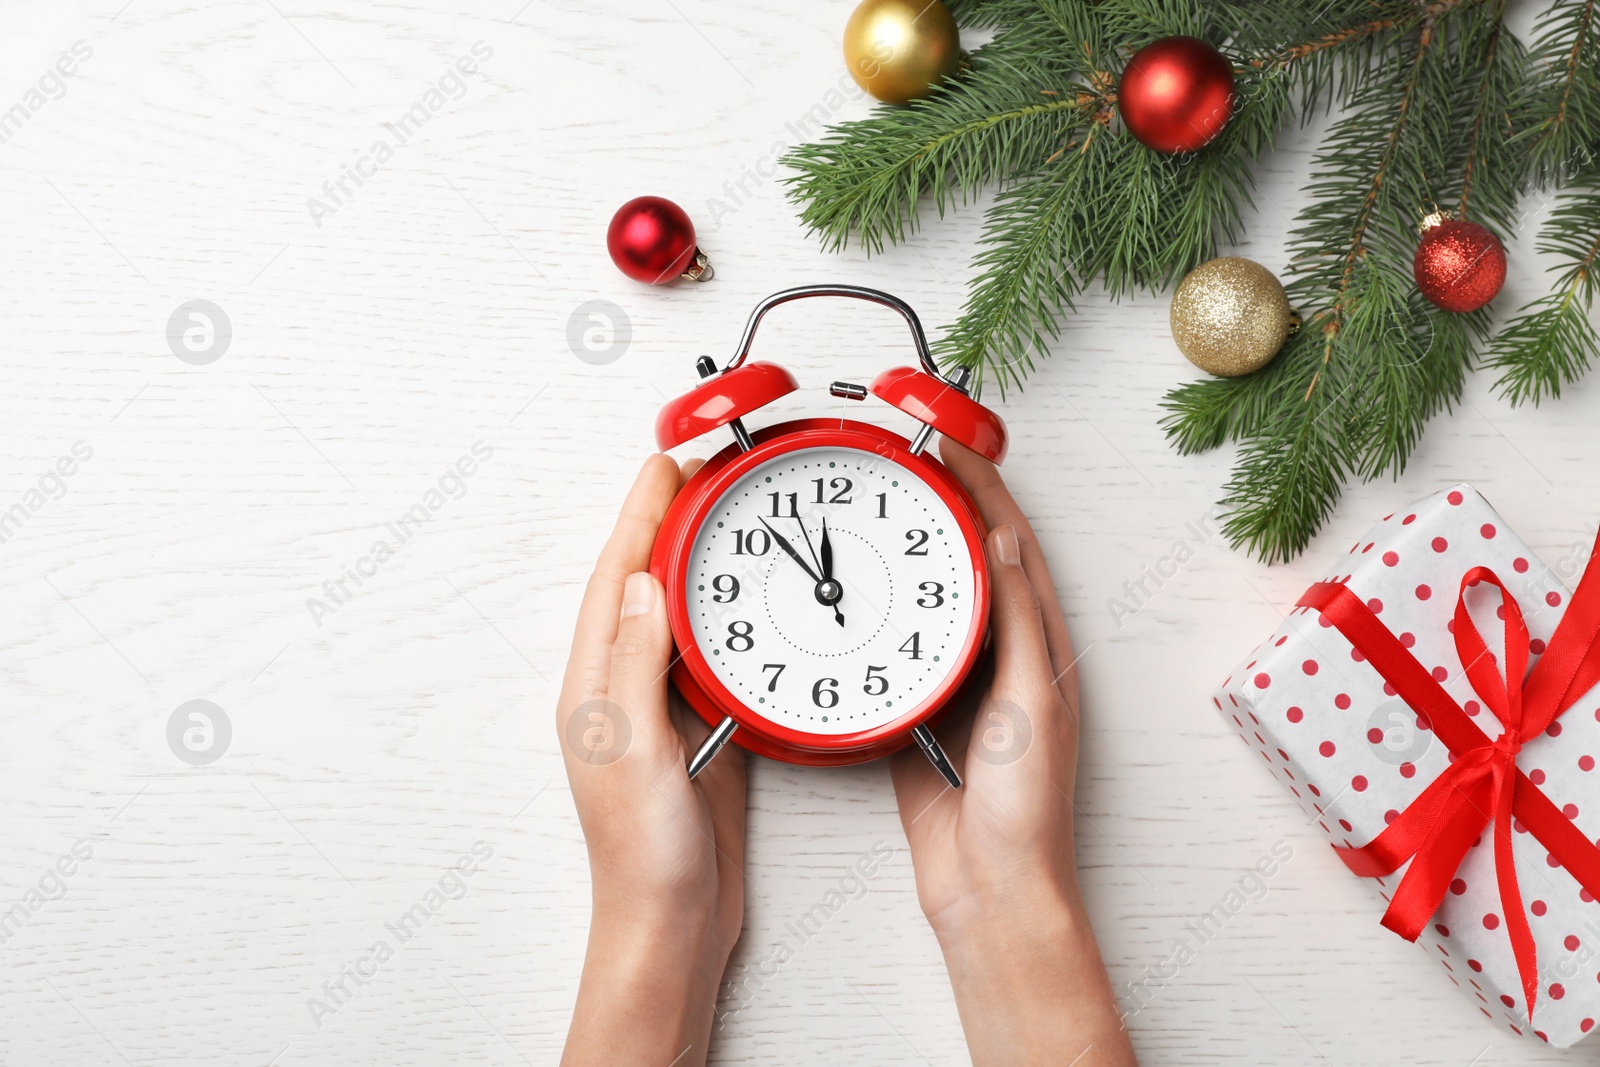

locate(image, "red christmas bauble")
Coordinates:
1117 36 1235 154
607 196 712 284
1413 217 1506 313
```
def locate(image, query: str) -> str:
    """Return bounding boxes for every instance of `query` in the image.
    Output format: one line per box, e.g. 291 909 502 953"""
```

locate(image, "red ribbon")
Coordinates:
1297 527 1600 1021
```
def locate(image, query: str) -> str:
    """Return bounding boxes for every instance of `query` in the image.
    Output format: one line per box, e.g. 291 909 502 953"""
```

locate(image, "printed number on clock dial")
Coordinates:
685 446 977 734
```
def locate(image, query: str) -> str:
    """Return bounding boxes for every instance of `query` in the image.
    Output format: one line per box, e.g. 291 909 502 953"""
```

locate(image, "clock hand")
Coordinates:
818 518 843 628
796 514 825 575
764 515 846 627
757 517 822 583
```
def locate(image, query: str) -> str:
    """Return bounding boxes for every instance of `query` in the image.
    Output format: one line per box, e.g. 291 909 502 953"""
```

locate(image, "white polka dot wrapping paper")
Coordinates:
1215 483 1600 1048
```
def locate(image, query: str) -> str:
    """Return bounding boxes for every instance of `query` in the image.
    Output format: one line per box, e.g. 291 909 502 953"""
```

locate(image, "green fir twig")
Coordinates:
784 0 1600 562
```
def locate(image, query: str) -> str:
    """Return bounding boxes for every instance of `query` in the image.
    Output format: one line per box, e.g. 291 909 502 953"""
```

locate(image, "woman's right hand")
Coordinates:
889 439 1138 1067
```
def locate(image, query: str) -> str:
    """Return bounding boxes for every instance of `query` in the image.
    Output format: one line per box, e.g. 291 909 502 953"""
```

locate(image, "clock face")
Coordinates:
683 445 979 736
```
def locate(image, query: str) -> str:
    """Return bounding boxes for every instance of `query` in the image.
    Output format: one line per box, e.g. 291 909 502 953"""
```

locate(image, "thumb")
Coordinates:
965 525 1054 781
605 571 679 766
986 524 1052 700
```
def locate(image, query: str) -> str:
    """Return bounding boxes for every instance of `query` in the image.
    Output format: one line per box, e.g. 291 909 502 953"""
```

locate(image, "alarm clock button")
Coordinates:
655 360 799 452
870 366 1009 464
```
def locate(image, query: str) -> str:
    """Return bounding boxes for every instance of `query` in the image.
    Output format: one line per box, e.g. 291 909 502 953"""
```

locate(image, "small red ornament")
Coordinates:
1413 212 1506 313
607 196 713 284
1117 36 1235 154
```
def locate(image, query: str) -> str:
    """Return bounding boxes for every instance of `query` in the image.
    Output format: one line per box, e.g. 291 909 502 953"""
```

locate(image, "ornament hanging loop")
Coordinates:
680 249 714 283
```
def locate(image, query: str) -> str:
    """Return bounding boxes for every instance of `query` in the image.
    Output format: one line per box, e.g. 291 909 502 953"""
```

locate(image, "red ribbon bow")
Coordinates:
1298 528 1600 1021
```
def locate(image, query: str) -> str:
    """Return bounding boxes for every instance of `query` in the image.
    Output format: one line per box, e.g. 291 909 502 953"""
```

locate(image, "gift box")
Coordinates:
1216 484 1600 1047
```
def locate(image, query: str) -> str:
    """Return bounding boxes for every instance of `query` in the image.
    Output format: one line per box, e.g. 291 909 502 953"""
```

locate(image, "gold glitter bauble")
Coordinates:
1170 257 1295 377
843 0 961 105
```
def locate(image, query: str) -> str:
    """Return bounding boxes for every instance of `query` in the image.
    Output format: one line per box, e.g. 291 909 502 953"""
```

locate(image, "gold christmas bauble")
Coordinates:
1169 257 1295 377
843 0 961 105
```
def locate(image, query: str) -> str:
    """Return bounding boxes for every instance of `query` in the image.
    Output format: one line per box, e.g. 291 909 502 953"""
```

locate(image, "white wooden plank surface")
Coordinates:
0 2 1593 1064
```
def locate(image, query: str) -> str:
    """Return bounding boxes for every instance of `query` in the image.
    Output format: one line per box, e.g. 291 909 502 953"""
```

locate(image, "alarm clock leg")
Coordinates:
911 723 962 789
686 715 738 780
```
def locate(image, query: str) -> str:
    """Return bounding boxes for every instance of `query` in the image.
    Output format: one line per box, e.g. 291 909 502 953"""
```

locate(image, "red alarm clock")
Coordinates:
649 286 1008 787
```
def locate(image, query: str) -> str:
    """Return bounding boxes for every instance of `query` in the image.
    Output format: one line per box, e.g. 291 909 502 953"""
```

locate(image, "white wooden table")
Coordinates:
0 2 1592 1064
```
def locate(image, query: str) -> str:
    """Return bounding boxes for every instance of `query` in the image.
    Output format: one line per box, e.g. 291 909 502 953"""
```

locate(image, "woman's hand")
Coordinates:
558 454 746 1067
890 439 1137 1067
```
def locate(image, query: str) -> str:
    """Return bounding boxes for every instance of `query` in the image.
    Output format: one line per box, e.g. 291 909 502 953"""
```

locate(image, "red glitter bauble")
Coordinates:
1117 36 1235 154
1413 217 1506 313
607 196 712 284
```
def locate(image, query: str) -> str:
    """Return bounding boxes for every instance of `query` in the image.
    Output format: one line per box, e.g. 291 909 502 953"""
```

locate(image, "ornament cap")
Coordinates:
680 249 714 283
1419 207 1453 234
655 360 798 452
870 365 1008 464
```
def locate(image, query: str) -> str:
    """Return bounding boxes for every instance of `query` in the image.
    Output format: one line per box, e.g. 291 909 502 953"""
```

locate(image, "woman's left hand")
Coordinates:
558 454 746 1067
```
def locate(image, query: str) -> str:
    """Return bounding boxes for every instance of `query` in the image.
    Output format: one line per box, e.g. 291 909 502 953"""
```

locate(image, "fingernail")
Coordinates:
992 524 1020 567
621 572 656 618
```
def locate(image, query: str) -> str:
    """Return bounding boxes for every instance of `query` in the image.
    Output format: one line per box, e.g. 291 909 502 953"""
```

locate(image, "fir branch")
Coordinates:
1158 325 1317 454
939 9 1350 390
943 0 1006 25
1233 1 1459 116
1487 177 1600 404
1185 4 1494 557
1454 0 1527 235
1521 0 1600 181
1355 5 1519 478
1191 12 1434 460
1214 326 1360 563
1255 14 1405 66
782 86 1093 255
932 127 1104 392
1219 416 1358 565
1318 17 1437 341
781 4 1113 254
785 0 1600 560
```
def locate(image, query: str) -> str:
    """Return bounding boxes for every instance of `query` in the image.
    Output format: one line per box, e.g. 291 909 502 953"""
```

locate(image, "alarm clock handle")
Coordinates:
723 284 955 385
686 715 738 780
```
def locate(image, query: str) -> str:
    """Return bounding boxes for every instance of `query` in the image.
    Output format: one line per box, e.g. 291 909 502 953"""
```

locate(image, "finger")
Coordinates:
940 438 1079 713
680 457 706 483
955 524 1065 796
600 572 680 771
561 454 682 706
889 743 948 839
984 524 1053 701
